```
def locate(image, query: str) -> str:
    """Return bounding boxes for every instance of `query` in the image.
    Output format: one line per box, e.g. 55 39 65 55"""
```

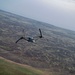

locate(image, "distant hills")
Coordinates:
0 10 75 75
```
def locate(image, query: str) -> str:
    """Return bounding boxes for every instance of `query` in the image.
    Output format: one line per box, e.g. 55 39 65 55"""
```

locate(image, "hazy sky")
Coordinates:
0 0 75 31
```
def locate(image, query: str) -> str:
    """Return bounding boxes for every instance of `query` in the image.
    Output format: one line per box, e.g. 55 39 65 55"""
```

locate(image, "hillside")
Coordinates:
0 57 46 75
0 10 75 75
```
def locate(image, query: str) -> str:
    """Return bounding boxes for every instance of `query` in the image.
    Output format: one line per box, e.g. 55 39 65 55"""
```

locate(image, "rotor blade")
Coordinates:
33 29 43 41
16 37 22 43
39 28 43 38
15 37 26 43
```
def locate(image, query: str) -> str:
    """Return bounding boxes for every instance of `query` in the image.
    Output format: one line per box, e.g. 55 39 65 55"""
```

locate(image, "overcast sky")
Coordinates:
0 0 75 31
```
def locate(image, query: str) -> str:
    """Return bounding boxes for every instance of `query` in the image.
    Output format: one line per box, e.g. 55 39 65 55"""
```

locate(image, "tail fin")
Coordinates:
39 29 43 38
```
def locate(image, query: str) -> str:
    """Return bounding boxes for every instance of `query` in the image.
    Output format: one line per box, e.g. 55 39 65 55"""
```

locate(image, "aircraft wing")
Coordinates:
15 37 27 43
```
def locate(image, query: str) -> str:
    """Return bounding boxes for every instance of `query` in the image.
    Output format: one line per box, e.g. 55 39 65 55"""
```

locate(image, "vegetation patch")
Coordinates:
0 58 44 75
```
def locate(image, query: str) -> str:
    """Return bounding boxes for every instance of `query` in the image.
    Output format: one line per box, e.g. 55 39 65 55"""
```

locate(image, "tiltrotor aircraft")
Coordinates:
15 29 43 43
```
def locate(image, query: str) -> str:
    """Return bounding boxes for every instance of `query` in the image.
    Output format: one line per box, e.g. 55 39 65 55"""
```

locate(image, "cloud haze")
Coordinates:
0 0 75 31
